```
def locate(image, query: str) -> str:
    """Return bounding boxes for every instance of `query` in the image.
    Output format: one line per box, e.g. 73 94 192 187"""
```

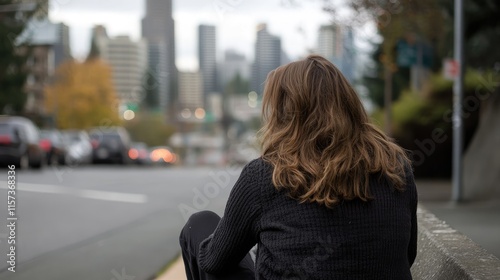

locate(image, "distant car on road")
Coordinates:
40 129 68 165
89 127 132 164
129 142 150 165
0 116 44 169
62 130 92 165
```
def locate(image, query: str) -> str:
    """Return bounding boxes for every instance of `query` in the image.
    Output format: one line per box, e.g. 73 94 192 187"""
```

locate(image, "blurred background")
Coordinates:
0 0 499 279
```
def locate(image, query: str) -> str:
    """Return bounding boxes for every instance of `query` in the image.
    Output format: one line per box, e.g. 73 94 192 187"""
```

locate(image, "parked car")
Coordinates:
89 127 132 164
62 130 92 165
0 116 44 169
40 129 68 165
129 142 149 165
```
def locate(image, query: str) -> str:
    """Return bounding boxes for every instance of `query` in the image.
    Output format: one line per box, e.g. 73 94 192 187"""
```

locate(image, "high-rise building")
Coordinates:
142 0 177 117
145 41 168 110
316 24 357 82
341 27 356 82
251 24 282 95
198 24 217 108
219 50 250 92
317 25 341 63
92 26 147 111
16 18 72 114
178 71 203 111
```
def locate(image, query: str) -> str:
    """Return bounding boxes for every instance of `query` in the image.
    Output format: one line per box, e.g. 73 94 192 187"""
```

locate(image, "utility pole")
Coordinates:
452 0 464 202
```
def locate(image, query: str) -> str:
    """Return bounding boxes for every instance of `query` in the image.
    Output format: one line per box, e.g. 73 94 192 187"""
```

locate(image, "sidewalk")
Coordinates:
156 257 186 280
157 180 500 279
416 180 500 258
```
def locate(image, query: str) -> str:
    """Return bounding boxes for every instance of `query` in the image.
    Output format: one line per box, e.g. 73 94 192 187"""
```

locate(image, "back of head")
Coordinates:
259 55 410 207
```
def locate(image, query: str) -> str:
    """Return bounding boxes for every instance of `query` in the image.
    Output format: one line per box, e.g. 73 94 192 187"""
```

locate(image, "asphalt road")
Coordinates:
0 165 243 279
1 167 498 280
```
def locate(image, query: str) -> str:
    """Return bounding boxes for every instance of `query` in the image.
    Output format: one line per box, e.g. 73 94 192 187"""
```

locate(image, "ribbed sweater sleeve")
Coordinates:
198 160 261 274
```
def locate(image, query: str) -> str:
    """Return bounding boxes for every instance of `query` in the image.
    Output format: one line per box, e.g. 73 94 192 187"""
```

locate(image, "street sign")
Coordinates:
397 39 433 69
126 103 139 112
397 40 416 67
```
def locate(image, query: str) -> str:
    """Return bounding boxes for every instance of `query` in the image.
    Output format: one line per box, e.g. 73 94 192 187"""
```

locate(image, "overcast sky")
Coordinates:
49 0 373 71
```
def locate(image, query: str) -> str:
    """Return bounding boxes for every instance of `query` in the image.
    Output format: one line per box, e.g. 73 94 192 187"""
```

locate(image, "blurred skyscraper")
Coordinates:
316 24 357 82
91 26 147 113
219 50 250 92
342 27 356 83
251 24 282 95
198 25 217 109
178 71 203 113
317 25 340 63
142 0 177 117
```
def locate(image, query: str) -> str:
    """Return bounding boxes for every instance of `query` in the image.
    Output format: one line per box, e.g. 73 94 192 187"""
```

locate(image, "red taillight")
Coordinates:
0 135 11 145
39 139 52 151
91 139 99 149
128 148 139 160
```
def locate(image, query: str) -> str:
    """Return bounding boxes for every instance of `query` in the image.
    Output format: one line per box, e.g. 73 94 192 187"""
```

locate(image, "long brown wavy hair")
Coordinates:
259 55 410 207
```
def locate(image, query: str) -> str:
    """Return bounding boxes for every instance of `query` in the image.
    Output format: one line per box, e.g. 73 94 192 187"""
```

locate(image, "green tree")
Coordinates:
363 43 411 108
124 112 175 146
439 0 500 68
0 0 39 114
224 73 249 96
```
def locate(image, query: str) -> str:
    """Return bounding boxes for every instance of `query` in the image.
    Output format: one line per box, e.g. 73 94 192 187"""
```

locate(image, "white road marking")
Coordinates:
0 182 148 204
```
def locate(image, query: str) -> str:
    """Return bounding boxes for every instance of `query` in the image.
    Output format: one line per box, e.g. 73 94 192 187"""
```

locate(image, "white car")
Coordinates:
62 130 93 165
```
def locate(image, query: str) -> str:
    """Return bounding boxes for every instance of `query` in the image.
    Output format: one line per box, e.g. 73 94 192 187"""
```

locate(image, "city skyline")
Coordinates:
48 0 348 71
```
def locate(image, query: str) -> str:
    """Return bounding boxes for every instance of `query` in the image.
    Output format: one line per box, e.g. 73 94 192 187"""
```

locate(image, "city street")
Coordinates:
0 166 499 280
0 165 242 279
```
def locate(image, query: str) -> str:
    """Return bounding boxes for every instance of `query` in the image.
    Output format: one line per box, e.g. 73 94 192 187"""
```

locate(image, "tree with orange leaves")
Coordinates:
45 59 121 129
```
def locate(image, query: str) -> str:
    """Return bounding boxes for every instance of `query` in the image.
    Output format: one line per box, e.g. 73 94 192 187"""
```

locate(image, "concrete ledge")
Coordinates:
412 206 500 280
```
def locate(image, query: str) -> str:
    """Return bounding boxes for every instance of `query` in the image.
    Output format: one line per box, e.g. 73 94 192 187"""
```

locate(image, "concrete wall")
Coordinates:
412 206 500 279
463 90 500 200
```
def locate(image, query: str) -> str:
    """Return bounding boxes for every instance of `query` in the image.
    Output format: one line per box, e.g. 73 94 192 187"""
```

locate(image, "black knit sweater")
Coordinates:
199 158 418 279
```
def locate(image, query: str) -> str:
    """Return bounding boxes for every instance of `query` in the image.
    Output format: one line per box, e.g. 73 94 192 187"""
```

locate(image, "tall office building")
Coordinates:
251 24 282 94
142 0 177 117
198 24 217 109
92 26 147 110
178 71 203 111
317 25 341 63
341 27 356 82
316 24 356 82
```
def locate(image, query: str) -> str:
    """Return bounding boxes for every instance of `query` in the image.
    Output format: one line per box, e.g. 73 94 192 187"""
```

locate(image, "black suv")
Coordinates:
0 116 44 169
89 127 132 164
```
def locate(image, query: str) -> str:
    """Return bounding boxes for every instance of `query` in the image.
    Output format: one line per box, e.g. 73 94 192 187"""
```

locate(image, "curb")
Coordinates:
156 256 186 280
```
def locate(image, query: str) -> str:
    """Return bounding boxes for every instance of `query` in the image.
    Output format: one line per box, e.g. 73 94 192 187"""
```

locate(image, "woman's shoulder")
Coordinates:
242 157 273 174
236 158 274 195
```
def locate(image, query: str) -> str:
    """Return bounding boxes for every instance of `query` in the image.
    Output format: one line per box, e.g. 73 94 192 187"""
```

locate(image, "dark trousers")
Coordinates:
179 211 255 280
